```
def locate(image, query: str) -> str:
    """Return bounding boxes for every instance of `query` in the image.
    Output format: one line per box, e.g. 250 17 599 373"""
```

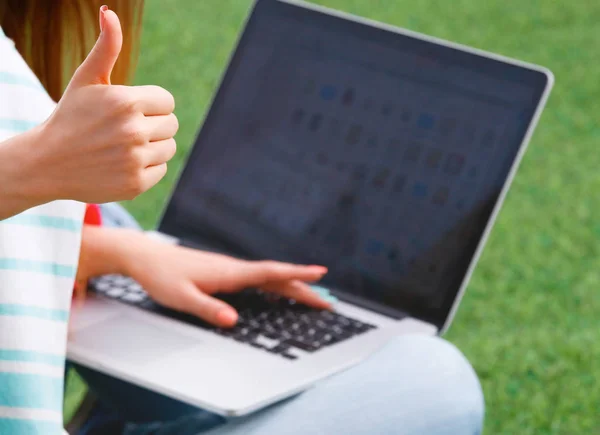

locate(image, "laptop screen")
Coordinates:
160 0 550 328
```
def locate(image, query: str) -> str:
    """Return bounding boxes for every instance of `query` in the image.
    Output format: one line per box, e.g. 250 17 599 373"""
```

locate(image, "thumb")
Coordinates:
69 6 123 88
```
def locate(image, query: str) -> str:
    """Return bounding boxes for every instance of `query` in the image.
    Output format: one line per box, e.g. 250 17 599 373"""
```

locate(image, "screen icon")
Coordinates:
353 164 367 181
309 113 323 132
393 174 406 192
418 113 435 130
439 117 457 135
432 187 449 205
317 152 328 165
382 102 394 116
336 161 347 173
425 149 443 169
412 182 428 198
320 85 337 101
345 124 362 145
366 239 385 256
462 123 476 144
303 79 316 95
290 108 305 125
404 143 423 162
373 168 390 189
342 88 355 106
444 153 465 175
329 118 341 136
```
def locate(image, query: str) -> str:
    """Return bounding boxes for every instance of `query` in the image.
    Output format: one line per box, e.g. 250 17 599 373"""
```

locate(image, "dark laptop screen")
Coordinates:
160 0 550 328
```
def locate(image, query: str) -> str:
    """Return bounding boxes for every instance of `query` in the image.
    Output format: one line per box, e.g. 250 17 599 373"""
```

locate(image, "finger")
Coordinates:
140 163 168 192
262 280 332 310
237 262 328 288
69 6 122 87
129 85 175 115
145 113 179 142
178 282 238 327
139 138 177 167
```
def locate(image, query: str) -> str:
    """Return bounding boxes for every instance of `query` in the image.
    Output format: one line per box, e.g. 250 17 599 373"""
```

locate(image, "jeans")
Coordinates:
72 203 484 435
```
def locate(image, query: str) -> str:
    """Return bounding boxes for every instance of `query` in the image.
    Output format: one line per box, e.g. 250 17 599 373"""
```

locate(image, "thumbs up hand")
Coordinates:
36 6 178 203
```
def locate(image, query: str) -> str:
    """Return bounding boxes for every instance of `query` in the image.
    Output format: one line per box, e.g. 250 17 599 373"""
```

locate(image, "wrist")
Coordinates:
0 126 51 217
29 121 66 202
79 226 147 280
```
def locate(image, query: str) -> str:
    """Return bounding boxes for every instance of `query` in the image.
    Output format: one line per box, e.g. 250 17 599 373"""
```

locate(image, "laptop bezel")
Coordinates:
157 0 554 333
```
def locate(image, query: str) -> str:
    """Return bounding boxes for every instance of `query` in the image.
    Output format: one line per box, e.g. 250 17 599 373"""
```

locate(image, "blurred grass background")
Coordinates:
65 0 600 433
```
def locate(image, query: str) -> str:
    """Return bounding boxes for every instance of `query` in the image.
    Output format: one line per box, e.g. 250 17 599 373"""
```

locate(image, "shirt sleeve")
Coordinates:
0 27 86 433
84 204 103 227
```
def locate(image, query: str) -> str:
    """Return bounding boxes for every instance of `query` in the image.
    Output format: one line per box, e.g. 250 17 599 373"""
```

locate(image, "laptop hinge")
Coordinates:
329 290 409 321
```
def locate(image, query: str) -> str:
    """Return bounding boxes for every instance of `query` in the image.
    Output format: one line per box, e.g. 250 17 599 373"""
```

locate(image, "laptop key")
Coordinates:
310 341 323 349
321 334 335 344
284 338 317 352
113 276 132 286
248 319 262 329
279 330 293 340
232 333 250 343
269 344 290 354
319 311 336 321
121 292 145 303
95 281 112 292
127 282 144 293
331 325 345 335
285 347 309 359
255 335 279 349
106 288 125 298
315 320 328 329
337 316 352 328
214 328 233 336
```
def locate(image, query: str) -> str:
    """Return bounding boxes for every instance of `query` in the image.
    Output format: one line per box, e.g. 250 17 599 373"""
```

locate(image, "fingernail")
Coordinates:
100 5 108 32
308 265 328 274
322 295 338 303
311 285 331 296
217 309 238 326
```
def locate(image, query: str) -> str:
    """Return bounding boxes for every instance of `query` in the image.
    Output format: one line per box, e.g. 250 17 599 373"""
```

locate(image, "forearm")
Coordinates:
0 126 51 219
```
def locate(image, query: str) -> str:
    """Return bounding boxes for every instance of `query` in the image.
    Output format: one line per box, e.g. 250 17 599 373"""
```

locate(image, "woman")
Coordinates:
0 2 484 434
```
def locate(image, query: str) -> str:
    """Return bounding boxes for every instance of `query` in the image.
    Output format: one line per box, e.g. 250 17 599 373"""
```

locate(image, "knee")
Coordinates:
380 335 485 432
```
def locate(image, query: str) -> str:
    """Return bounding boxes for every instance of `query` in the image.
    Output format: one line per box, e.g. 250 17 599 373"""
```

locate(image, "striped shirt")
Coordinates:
0 27 85 434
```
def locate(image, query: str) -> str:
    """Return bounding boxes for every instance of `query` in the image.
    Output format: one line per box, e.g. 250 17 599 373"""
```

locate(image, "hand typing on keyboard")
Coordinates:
91 281 375 360
79 226 331 328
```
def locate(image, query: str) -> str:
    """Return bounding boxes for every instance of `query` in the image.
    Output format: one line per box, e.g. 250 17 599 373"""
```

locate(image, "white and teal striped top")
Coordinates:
0 27 85 434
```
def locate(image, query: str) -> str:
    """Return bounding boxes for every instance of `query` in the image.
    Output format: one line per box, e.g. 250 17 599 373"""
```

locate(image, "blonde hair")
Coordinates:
0 0 145 102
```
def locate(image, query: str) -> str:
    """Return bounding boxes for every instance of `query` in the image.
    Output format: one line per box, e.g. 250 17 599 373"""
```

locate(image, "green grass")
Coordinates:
65 0 600 433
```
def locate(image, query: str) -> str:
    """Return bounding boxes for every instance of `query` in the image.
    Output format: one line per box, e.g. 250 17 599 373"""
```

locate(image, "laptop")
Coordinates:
67 0 553 417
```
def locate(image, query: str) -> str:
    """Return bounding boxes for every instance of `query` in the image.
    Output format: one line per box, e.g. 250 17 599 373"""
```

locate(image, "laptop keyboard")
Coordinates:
89 275 377 361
